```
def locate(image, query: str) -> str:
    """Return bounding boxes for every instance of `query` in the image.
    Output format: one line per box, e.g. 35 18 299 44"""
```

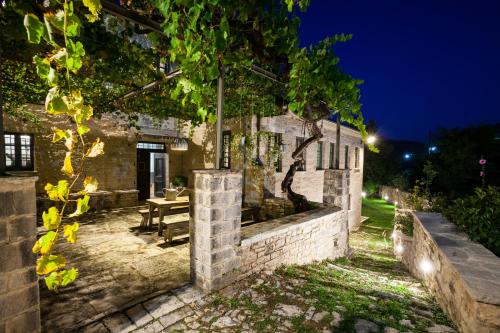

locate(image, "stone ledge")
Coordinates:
414 212 500 306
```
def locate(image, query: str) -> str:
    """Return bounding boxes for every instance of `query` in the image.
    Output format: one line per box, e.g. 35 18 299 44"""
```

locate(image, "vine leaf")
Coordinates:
32 231 58 255
36 254 66 275
63 222 79 243
45 87 69 115
61 152 74 176
24 14 45 44
86 138 104 157
45 268 78 291
82 0 102 22
83 176 98 193
45 180 69 202
42 207 61 231
68 195 90 217
77 124 90 135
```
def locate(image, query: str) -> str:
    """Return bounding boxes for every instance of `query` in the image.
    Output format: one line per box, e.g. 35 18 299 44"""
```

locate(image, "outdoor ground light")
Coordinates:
361 191 367 198
395 244 404 253
420 259 434 274
384 195 389 200
394 201 398 206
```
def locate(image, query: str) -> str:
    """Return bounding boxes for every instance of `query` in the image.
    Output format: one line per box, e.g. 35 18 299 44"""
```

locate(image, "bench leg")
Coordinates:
163 229 172 246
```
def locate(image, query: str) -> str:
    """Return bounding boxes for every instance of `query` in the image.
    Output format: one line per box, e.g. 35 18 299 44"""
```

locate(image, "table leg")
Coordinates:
158 207 164 236
148 204 154 230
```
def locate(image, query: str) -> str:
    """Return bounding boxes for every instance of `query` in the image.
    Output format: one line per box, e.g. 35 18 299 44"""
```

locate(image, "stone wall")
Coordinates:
239 208 348 277
379 186 412 209
396 212 500 333
0 176 40 333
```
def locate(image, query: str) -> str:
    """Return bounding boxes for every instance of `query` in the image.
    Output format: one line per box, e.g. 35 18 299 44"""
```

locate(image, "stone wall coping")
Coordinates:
192 169 241 175
413 212 500 306
242 207 342 245
0 175 38 188
113 189 140 194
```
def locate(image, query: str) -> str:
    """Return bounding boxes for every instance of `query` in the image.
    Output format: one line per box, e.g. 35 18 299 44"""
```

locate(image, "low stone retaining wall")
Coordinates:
395 212 500 333
239 207 348 277
379 186 411 209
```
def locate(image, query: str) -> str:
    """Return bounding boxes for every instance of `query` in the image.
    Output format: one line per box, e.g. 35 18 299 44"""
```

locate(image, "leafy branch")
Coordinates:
24 0 103 291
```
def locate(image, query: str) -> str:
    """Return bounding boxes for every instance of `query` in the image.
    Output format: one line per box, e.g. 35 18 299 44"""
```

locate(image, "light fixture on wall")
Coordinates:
170 137 188 151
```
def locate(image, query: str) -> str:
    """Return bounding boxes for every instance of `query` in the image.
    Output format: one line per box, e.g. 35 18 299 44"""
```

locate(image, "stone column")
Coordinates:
323 169 350 211
0 176 40 333
190 170 242 292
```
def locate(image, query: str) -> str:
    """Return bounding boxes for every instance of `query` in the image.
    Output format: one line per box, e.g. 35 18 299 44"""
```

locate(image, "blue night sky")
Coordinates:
299 0 500 141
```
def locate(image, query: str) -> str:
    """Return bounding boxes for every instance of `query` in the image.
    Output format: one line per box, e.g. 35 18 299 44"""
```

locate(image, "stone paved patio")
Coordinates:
39 207 191 332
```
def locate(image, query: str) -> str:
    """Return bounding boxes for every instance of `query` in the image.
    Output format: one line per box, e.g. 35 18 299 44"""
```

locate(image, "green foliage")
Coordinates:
24 0 104 291
444 186 500 256
394 212 414 237
171 175 187 187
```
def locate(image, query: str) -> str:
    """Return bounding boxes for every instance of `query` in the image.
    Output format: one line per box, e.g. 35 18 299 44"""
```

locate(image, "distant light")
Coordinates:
361 191 367 198
367 135 376 145
428 146 437 153
420 259 434 274
395 244 404 253
383 195 389 200
404 153 412 160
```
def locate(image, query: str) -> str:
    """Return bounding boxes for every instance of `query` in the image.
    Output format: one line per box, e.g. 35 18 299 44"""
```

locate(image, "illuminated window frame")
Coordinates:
4 133 34 171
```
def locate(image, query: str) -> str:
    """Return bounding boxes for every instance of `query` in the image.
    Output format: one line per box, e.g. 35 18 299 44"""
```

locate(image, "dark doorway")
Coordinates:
154 154 165 197
136 142 166 201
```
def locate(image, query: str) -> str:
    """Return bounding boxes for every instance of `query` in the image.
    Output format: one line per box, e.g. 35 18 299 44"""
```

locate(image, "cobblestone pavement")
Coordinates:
79 211 456 333
39 207 191 332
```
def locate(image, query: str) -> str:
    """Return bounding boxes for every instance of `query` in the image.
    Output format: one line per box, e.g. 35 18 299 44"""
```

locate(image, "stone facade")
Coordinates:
0 176 40 333
4 107 363 225
379 185 412 209
395 212 500 333
190 170 243 292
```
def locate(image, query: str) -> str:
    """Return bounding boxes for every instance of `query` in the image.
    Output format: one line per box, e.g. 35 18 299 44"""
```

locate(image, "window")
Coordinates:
355 147 360 169
329 143 335 169
316 142 323 170
344 145 350 169
137 142 165 151
222 131 231 169
4 133 34 171
296 137 306 171
268 133 282 172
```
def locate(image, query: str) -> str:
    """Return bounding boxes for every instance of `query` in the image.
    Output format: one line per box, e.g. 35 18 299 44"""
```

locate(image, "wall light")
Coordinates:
367 135 377 144
395 244 404 253
420 259 433 274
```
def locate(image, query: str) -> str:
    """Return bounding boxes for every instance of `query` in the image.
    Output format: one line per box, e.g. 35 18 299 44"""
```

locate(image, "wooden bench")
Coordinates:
138 205 189 228
160 213 190 245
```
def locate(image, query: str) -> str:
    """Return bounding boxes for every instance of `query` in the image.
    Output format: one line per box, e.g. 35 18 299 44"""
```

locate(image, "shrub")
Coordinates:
444 186 500 256
394 212 414 237
171 175 187 187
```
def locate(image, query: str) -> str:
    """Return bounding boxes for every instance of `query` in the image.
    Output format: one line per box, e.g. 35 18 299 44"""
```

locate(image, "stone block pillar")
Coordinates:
323 169 350 211
190 170 242 292
0 176 40 333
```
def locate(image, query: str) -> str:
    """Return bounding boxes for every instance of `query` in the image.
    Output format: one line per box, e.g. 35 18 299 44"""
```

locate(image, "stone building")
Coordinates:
3 105 364 229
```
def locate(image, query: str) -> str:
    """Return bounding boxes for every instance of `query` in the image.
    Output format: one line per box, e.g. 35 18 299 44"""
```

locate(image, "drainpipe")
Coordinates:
0 90 5 175
215 61 224 170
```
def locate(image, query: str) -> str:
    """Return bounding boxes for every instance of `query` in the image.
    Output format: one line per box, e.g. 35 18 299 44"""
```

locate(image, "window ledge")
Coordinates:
6 170 38 177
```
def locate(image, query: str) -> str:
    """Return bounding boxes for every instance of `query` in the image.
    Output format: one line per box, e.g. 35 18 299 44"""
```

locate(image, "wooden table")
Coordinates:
145 196 189 233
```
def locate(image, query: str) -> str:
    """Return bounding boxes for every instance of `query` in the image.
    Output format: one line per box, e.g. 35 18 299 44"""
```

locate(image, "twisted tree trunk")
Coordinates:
281 105 329 212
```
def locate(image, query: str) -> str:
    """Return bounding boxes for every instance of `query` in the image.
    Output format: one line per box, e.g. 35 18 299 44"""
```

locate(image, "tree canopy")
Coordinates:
1 0 369 140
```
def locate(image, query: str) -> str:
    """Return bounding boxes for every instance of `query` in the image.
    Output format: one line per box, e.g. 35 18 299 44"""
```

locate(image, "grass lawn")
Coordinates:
350 198 396 251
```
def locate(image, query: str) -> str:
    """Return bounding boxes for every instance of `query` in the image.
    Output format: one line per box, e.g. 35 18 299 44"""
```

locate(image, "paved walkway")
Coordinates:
40 208 191 332
78 200 456 333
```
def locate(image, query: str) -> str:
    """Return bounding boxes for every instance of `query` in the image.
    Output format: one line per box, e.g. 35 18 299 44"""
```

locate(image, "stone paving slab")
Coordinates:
39 207 191 332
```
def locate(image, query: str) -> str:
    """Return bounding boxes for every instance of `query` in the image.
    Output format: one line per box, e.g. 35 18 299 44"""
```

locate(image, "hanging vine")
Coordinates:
23 0 104 291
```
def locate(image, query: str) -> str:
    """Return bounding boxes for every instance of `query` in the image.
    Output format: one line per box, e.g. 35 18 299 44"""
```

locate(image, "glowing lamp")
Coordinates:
420 259 433 274
361 191 367 198
384 195 389 200
367 135 376 144
395 244 404 253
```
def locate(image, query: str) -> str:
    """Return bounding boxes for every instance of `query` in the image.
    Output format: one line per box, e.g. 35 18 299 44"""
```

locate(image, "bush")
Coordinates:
444 186 500 256
171 175 187 187
394 212 414 237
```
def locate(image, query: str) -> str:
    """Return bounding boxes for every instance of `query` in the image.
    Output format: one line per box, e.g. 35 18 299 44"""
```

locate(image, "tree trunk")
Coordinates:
281 107 325 212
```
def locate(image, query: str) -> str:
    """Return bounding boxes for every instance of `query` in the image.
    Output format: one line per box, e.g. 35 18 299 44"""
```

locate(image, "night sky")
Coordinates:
299 0 500 141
